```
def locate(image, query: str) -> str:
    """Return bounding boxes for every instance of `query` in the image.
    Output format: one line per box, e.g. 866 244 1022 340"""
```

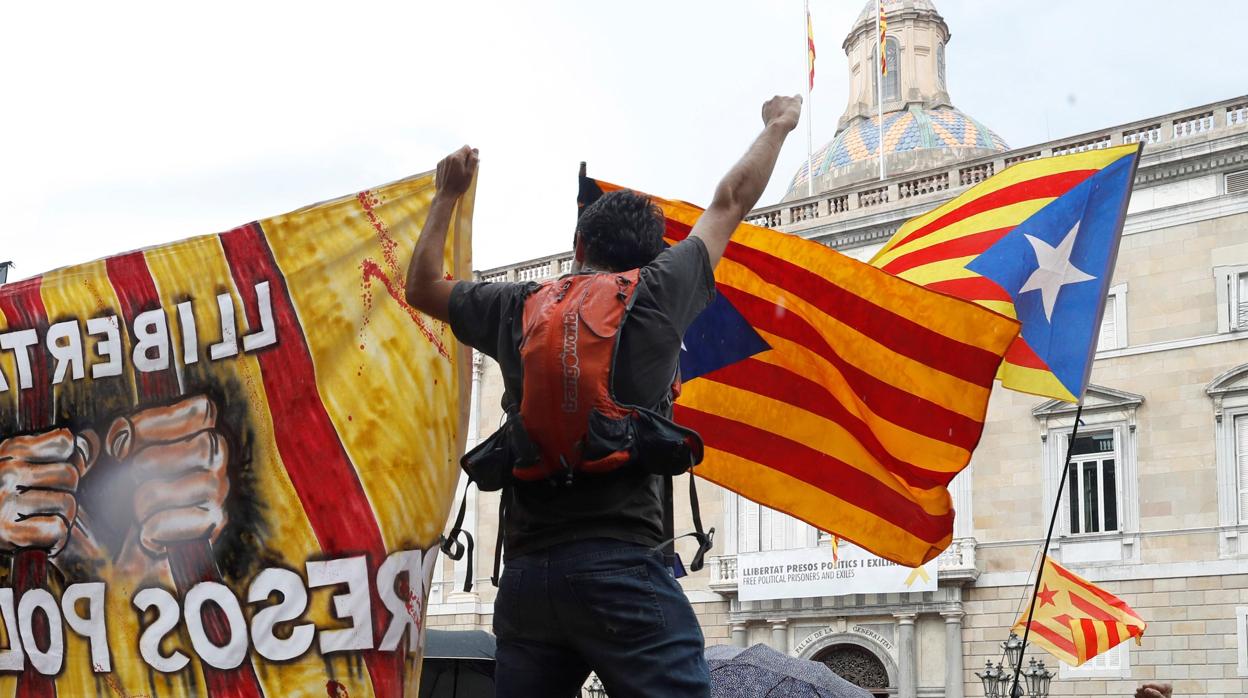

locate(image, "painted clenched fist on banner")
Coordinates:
0 429 98 558
0 170 471 697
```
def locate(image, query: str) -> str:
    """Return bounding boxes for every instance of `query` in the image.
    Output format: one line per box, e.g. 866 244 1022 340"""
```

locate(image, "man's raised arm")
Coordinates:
405 145 479 323
691 95 803 268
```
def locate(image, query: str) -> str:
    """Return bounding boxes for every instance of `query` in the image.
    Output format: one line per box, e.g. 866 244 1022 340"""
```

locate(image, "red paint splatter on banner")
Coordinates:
355 190 451 361
405 588 422 632
326 680 350 698
361 259 449 359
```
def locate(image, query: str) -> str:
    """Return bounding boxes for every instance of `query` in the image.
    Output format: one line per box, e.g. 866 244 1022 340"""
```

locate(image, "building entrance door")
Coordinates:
813 643 890 697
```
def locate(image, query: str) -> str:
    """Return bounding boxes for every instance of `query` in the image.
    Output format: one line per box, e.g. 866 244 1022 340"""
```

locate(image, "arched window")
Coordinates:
883 38 900 101
938 42 946 88
872 38 901 104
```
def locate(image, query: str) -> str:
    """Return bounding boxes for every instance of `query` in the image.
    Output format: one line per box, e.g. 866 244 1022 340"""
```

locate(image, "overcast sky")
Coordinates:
2 0 1243 280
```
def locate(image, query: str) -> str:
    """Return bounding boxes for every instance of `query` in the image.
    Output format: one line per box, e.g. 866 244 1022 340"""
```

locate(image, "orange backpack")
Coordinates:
460 270 703 488
447 269 713 590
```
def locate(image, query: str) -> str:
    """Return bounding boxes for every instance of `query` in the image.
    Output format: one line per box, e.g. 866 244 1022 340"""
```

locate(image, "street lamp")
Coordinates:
975 660 1004 698
978 639 1053 698
1001 632 1026 673
1022 658 1054 697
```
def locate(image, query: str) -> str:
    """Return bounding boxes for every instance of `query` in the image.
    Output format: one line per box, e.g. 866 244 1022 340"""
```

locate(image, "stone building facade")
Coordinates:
427 2 1248 696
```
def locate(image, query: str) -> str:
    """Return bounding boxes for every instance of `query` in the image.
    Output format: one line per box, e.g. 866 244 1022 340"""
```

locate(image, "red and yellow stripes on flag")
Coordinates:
869 145 1138 402
1012 557 1146 666
594 181 1018 566
878 0 888 75
0 171 470 698
807 2 816 90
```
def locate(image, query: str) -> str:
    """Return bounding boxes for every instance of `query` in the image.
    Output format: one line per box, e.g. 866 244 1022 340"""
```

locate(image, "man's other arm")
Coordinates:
405 145 479 323
691 95 803 268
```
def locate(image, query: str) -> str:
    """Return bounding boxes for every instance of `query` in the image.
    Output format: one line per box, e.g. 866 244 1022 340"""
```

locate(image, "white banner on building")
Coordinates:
737 543 937 601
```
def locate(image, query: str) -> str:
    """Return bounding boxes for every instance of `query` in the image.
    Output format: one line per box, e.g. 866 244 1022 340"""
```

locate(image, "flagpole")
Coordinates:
805 0 814 198
876 0 886 181
1010 401 1085 698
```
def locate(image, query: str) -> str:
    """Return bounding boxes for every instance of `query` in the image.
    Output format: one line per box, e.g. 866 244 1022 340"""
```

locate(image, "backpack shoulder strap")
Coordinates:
440 483 476 593
491 488 508 587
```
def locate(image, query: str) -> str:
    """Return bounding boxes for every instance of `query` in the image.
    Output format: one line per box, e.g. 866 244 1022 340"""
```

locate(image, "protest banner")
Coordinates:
0 170 471 697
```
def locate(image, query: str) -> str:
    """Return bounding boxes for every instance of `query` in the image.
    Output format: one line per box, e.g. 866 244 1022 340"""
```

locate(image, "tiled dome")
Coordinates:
786 105 1008 197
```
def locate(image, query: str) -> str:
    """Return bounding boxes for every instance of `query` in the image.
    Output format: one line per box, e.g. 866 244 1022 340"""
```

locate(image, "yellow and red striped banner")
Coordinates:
0 171 470 697
1013 556 1146 666
587 179 1019 567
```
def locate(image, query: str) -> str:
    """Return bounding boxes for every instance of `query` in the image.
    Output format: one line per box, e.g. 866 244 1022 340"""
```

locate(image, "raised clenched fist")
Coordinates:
435 145 479 199
762 94 803 133
106 394 230 558
0 428 97 556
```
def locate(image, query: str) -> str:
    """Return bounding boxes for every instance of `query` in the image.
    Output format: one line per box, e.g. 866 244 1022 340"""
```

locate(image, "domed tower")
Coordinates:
785 0 1008 200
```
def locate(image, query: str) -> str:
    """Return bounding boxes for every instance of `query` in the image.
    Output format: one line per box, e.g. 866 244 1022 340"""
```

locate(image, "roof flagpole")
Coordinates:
805 0 815 197
876 0 886 181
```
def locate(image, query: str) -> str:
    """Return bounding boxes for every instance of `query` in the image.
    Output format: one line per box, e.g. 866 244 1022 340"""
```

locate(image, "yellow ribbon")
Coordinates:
904 565 931 587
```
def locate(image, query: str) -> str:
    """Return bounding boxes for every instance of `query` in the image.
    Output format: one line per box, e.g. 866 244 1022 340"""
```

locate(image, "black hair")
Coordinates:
575 189 665 271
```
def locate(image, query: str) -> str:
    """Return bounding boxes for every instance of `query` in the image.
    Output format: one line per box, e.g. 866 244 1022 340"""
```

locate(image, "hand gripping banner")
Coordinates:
0 170 472 697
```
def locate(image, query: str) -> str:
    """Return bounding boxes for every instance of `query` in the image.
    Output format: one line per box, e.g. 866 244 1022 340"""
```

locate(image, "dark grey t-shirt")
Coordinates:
448 237 716 558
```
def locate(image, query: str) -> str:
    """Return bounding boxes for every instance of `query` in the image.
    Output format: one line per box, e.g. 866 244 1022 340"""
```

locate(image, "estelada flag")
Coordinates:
870 144 1141 402
1013 557 1146 666
579 176 1019 566
0 170 470 697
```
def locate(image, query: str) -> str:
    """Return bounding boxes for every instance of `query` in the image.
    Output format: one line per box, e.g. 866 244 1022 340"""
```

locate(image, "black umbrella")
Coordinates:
706 644 873 698
420 630 497 698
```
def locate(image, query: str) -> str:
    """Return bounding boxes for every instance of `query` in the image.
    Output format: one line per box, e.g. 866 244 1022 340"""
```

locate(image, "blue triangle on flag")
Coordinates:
680 292 771 381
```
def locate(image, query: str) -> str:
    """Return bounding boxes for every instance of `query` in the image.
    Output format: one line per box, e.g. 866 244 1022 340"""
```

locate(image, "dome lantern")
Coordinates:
786 0 1008 200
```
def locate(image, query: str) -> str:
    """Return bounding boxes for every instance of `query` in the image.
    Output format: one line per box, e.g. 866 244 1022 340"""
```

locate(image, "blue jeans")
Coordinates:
492 538 711 698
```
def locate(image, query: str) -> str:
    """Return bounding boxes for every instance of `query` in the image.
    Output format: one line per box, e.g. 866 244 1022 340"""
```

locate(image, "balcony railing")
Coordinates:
898 172 949 199
733 95 1247 234
1172 111 1214 139
475 96 1247 273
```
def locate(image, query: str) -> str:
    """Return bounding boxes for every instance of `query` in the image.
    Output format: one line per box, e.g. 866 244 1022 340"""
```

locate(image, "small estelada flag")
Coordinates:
1012 557 1146 666
879 1 888 75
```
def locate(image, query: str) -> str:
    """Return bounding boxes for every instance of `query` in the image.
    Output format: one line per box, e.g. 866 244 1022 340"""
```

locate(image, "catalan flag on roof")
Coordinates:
579 176 1019 567
807 1 816 90
1013 557 1146 666
878 0 888 75
870 144 1141 402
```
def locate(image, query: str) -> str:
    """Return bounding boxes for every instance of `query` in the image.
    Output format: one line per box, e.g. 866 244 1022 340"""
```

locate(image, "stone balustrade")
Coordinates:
732 95 1248 233
898 171 949 199
470 96 1247 279
959 162 994 186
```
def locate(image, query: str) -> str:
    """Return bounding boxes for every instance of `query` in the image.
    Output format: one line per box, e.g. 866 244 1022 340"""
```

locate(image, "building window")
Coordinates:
1035 386 1142 558
937 43 946 88
1210 364 1248 543
1237 414 1248 524
1215 265 1248 333
739 499 815 553
871 38 901 104
1059 641 1130 679
883 38 900 101
1065 431 1120 535
1096 284 1128 352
